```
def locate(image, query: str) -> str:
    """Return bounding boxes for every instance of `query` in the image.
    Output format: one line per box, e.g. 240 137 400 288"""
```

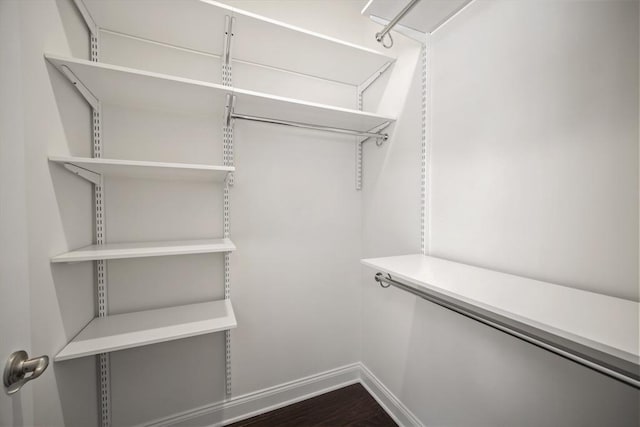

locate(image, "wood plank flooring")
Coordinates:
227 383 398 427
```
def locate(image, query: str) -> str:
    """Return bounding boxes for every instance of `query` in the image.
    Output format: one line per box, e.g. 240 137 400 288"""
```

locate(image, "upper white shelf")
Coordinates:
362 254 640 367
49 156 233 182
45 54 395 132
56 299 237 361
362 0 472 34
51 238 236 263
75 0 394 86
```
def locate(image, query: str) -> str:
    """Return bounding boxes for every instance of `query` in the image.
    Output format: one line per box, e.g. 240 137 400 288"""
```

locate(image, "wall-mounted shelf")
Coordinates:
45 54 395 134
362 254 640 386
362 0 472 35
51 238 236 263
56 299 237 361
74 0 394 86
49 156 234 182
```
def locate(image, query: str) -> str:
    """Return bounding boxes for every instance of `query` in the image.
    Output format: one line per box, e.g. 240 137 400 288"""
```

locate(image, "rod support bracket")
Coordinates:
224 94 237 127
375 272 392 288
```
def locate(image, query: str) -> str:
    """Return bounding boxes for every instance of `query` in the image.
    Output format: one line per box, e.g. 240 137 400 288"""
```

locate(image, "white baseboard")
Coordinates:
141 362 422 427
359 364 425 427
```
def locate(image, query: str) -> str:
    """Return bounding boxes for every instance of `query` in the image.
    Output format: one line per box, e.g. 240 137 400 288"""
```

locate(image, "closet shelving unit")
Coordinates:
51 0 397 424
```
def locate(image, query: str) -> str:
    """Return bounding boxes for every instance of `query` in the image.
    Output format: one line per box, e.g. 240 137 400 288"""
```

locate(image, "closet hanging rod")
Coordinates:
374 0 422 48
373 272 640 389
230 113 389 141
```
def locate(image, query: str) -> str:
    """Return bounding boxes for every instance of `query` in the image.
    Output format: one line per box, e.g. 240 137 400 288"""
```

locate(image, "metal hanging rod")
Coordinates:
230 113 389 141
375 0 422 48
373 272 640 389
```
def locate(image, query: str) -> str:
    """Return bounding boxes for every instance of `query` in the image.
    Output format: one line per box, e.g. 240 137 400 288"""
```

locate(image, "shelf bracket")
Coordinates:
63 163 102 186
357 61 393 95
72 0 98 36
222 14 236 88
223 15 236 66
59 65 99 110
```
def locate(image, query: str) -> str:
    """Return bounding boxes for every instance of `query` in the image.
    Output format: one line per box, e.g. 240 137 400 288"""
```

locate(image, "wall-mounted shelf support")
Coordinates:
59 65 99 110
72 0 97 38
223 15 235 66
357 62 393 95
63 163 102 185
355 62 393 190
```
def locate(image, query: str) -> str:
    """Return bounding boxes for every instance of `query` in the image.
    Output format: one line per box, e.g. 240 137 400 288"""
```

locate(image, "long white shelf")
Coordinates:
45 54 395 132
51 238 235 263
362 254 640 374
49 156 234 182
362 0 473 34
75 0 394 86
56 299 237 361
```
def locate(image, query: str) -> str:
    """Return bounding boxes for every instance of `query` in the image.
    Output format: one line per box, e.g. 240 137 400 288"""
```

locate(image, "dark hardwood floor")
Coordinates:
227 383 398 427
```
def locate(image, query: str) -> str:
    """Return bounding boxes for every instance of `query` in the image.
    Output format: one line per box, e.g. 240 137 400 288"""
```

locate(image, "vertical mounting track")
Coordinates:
90 30 112 427
61 3 109 418
355 62 393 190
222 15 235 398
420 41 427 255
356 92 364 190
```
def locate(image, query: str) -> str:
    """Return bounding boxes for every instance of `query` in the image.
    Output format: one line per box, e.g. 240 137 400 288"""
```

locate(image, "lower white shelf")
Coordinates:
56 299 237 361
51 238 236 263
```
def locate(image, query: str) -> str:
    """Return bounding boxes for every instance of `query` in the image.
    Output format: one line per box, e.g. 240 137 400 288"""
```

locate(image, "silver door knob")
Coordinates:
3 350 49 395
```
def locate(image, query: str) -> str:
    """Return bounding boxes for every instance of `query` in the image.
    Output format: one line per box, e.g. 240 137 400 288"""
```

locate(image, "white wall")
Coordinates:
0 2 33 426
429 0 639 302
362 0 640 426
18 1 98 426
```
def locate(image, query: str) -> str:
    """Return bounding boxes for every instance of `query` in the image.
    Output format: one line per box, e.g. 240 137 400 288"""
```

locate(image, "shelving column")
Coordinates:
222 14 235 398
90 30 112 427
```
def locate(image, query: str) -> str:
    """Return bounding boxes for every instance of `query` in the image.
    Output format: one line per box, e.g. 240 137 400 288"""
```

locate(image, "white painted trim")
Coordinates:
139 363 423 427
359 363 424 427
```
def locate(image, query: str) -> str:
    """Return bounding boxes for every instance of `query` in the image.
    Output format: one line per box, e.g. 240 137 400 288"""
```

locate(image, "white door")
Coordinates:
0 1 40 425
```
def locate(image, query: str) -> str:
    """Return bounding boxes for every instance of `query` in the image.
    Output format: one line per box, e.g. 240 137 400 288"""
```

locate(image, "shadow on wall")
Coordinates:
47 3 98 424
398 298 640 427
54 356 99 427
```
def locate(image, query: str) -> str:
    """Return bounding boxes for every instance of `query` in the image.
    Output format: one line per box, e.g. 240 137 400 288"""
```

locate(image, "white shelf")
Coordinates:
75 0 394 86
46 54 231 116
362 0 472 34
51 238 235 263
56 299 237 361
362 254 640 366
49 156 234 182
45 55 395 132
